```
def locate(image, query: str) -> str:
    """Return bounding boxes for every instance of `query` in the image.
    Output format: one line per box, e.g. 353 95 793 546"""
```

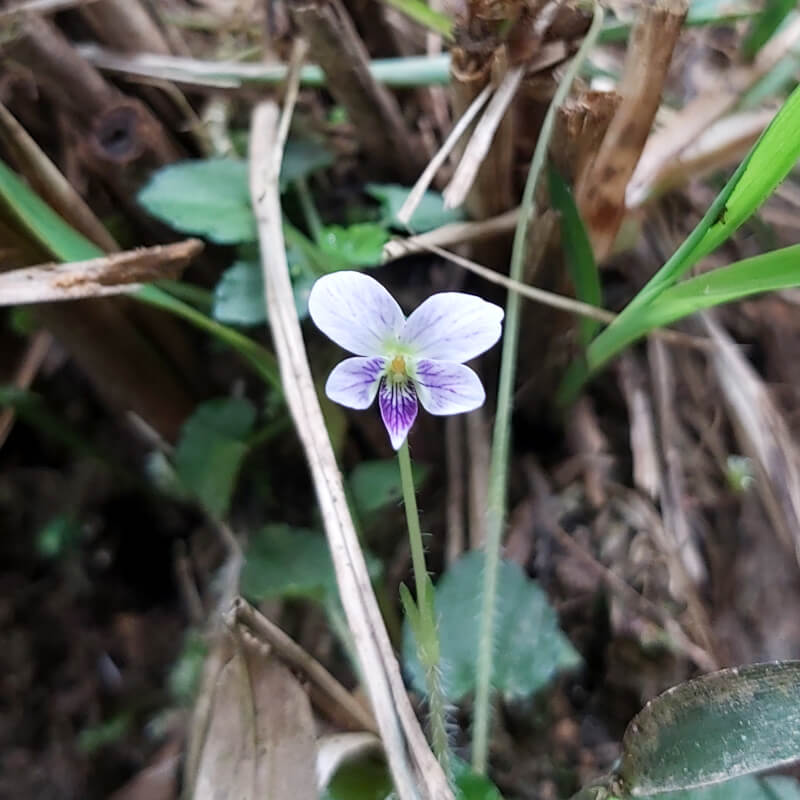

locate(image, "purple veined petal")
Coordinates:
378 377 418 450
399 292 504 362
413 359 485 415
308 271 405 356
325 356 387 409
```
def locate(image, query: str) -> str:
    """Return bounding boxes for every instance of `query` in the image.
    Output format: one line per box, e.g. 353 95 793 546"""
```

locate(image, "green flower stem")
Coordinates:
398 440 428 606
397 439 451 777
471 3 604 775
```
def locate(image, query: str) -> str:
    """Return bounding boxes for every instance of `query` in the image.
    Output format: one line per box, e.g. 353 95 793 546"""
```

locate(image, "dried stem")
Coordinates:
231 598 379 734
248 44 452 799
288 0 425 181
576 0 687 261
472 5 604 773
0 239 201 306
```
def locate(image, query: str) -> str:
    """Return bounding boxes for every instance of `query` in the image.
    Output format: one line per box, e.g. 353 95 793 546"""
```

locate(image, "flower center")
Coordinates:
390 355 406 374
387 354 409 384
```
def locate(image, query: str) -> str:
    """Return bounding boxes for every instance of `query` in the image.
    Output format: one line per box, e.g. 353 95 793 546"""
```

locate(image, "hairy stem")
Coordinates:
471 3 605 774
398 440 451 775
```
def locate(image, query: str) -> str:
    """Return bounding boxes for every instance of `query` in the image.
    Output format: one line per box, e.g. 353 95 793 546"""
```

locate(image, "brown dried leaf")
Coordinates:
190 634 319 800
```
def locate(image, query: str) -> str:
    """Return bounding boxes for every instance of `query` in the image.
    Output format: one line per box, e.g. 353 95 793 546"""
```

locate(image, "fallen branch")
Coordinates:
248 45 452 800
0 239 202 306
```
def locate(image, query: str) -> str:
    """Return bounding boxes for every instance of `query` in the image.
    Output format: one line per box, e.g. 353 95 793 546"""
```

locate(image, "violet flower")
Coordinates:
308 271 504 449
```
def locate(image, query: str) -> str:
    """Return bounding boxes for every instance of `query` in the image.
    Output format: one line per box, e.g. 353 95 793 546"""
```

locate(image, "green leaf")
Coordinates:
380 0 453 38
318 223 390 267
0 160 281 389
174 397 257 518
742 0 794 59
213 260 266 325
639 775 800 800
348 458 429 516
280 137 334 190
548 164 602 346
592 243 800 359
366 183 465 233
212 256 315 326
618 661 800 796
37 515 81 559
403 551 581 702
138 158 256 244
241 524 383 604
321 758 393 800
0 160 101 260
320 754 506 800
583 81 800 378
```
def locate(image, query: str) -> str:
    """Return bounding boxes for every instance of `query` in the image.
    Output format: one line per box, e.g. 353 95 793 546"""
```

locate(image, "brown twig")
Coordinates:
0 330 53 449
248 44 452 800
287 0 425 181
230 598 379 735
576 0 687 261
0 239 202 306
0 101 119 252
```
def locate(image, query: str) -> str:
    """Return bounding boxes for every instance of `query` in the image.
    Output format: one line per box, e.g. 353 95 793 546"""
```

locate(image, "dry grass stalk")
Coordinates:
249 63 452 800
576 0 687 262
448 51 516 218
567 396 611 508
628 14 800 206
80 0 172 55
231 598 378 735
628 108 776 206
0 239 202 305
0 100 119 252
77 44 451 89
443 65 523 210
648 338 719 663
397 82 493 226
0 330 52 449
648 338 707 584
396 240 714 352
288 0 425 182
617 354 660 499
383 207 519 259
703 313 800 566
0 0 98 17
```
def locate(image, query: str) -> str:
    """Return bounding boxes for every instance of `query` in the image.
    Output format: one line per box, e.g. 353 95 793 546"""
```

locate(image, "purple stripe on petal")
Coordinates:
400 292 503 363
378 377 418 450
413 359 485 415
325 356 386 409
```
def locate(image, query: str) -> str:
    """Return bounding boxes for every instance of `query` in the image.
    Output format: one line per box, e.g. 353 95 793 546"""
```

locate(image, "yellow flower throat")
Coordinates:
389 355 407 381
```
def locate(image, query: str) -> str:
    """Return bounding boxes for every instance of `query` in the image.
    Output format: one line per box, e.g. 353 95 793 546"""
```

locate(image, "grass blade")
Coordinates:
381 0 453 39
578 81 800 381
742 0 795 59
586 244 800 362
0 159 280 389
548 164 602 347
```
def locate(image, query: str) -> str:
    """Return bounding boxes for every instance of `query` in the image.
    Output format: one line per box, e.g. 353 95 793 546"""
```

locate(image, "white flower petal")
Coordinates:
413 359 485 415
400 292 504 362
308 272 405 356
378 378 418 450
325 356 386 409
